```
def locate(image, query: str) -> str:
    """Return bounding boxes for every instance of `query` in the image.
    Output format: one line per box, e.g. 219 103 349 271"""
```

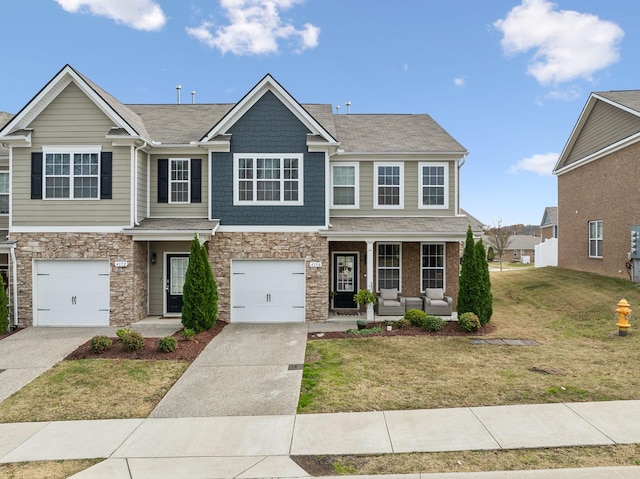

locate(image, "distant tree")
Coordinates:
182 235 218 333
457 226 479 316
474 239 493 326
486 246 496 262
485 221 515 271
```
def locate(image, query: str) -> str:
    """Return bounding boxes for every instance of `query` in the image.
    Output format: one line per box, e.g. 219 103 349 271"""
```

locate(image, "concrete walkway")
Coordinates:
2 323 640 478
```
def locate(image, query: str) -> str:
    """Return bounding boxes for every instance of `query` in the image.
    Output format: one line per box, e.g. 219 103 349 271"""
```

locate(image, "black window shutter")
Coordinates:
100 152 112 199
31 152 43 199
191 159 201 203
158 159 168 203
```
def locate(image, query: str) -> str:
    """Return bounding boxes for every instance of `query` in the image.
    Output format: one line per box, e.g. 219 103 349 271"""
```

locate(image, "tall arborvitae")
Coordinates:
181 235 217 332
457 226 478 315
474 238 493 326
0 278 8 333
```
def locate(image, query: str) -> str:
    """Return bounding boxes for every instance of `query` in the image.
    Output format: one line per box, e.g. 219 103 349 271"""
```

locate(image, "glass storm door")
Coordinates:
166 254 189 314
333 254 358 308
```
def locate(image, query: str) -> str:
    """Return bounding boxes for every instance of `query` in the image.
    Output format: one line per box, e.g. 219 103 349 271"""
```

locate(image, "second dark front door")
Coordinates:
166 254 189 314
333 254 358 309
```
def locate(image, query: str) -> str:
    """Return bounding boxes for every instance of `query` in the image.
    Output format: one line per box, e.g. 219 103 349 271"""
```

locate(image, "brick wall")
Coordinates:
207 232 329 322
558 141 640 279
11 233 147 327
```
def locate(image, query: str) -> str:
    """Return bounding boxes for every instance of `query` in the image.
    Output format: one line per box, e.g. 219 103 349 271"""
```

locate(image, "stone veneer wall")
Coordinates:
11 233 148 327
207 232 329 322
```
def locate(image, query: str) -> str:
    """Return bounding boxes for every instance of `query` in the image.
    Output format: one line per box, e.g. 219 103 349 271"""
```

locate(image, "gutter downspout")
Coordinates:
457 153 467 215
133 141 147 226
10 244 17 327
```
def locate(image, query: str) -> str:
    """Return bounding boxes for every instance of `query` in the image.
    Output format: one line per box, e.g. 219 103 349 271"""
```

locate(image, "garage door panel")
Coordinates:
232 260 305 323
35 260 110 327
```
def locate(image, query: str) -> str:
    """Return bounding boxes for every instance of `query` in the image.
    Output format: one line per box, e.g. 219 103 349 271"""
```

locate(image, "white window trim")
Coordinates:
330 162 359 209
233 153 304 206
588 220 603 258
169 158 191 204
373 162 404 209
420 242 446 292
376 242 402 292
0 171 9 216
418 161 449 210
42 145 101 200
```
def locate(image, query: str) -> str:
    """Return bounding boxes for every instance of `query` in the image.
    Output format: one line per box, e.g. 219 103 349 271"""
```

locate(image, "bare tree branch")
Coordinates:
485 221 515 271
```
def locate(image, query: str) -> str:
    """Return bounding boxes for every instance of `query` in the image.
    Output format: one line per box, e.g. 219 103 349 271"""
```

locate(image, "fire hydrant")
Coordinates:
615 299 632 336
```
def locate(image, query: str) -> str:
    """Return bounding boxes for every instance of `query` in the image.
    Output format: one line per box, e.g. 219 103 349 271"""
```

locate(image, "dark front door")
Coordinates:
166 254 189 314
333 254 358 309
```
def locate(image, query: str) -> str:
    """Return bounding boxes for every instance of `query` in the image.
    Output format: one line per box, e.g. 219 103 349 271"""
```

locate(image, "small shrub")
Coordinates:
158 336 178 353
90 335 112 354
180 328 196 341
404 309 427 327
116 327 134 339
423 314 444 332
394 318 411 329
458 312 481 332
120 330 145 352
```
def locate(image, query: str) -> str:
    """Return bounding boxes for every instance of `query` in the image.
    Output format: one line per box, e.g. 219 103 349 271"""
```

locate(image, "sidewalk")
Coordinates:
1 400 640 477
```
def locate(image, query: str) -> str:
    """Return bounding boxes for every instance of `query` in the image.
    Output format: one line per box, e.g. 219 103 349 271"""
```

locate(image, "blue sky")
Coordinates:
1 0 637 226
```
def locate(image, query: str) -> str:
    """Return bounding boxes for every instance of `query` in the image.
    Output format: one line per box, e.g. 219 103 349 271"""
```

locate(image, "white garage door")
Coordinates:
231 260 305 323
35 260 110 326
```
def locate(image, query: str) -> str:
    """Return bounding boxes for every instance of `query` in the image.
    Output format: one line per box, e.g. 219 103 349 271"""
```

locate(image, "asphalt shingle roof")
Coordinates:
329 213 483 235
596 90 640 115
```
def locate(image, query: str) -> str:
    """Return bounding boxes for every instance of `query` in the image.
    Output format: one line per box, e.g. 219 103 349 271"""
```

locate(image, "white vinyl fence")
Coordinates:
535 238 558 268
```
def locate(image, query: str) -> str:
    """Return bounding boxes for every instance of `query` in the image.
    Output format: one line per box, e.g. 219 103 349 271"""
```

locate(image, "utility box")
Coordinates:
631 226 640 260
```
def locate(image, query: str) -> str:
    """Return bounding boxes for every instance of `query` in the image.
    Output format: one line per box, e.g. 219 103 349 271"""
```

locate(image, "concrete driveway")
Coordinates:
150 322 308 417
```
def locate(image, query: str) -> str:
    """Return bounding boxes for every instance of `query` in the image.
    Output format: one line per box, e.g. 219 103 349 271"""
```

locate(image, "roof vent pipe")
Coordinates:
191 91 196 104
176 84 182 104
346 101 351 114
336 105 340 114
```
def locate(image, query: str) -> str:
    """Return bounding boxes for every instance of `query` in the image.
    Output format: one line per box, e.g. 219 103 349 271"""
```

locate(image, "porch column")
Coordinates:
366 241 374 321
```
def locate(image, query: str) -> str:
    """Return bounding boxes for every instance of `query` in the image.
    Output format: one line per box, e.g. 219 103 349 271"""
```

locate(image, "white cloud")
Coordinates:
453 77 465 87
509 152 558 176
55 0 166 31
494 0 623 84
186 0 319 55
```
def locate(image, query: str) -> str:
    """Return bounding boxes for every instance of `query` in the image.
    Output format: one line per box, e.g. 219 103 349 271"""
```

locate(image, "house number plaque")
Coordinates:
114 261 128 268
309 261 322 268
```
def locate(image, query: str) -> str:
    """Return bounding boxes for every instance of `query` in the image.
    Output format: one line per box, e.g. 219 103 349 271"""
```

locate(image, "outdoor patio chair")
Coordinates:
423 288 453 316
377 288 406 316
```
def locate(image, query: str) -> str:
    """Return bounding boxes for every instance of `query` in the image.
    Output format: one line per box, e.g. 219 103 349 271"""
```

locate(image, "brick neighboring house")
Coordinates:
553 90 640 281
0 64 483 328
484 234 540 264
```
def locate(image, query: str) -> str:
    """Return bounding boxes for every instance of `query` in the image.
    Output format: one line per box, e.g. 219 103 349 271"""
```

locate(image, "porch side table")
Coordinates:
404 297 423 312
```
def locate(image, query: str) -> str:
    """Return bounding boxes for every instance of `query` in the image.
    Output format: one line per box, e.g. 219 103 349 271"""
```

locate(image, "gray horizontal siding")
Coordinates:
12 82 131 227
567 100 640 165
136 149 147 222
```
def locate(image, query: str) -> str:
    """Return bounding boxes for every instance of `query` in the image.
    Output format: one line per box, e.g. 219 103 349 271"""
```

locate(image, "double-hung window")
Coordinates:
170 159 190 203
377 243 401 291
0 172 8 215
331 163 358 208
421 243 445 290
234 154 303 205
589 220 603 258
419 162 448 209
374 162 403 208
43 146 100 199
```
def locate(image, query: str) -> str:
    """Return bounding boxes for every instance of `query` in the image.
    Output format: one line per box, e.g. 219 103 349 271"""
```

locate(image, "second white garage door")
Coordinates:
231 260 305 323
35 260 110 326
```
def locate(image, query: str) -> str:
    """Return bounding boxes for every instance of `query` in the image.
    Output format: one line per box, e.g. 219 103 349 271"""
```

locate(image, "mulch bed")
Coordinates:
308 321 495 340
65 321 228 361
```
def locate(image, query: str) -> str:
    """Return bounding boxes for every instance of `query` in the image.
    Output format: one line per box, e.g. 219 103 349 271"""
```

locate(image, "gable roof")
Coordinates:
540 206 558 227
200 74 339 146
554 90 640 174
0 64 146 141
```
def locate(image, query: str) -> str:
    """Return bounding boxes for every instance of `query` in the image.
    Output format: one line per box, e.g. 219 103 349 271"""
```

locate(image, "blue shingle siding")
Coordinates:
211 91 326 226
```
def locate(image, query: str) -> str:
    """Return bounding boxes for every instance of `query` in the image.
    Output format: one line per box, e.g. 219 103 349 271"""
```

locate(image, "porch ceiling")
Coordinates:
122 218 219 241
321 216 483 242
